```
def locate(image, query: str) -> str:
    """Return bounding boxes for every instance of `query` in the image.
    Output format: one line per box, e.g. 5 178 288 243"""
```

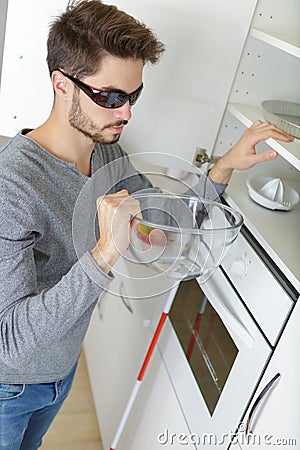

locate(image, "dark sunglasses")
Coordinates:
56 69 143 109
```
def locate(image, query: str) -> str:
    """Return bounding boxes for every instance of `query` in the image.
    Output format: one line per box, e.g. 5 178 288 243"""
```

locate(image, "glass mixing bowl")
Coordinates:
127 192 243 282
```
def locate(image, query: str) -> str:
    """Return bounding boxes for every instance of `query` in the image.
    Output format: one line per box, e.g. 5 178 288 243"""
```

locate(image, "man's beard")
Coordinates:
68 91 127 144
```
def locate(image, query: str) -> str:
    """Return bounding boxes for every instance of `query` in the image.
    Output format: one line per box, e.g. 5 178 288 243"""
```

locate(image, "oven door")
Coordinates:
158 267 271 449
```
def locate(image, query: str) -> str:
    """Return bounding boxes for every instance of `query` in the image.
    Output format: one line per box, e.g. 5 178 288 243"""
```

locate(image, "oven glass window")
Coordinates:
169 278 238 415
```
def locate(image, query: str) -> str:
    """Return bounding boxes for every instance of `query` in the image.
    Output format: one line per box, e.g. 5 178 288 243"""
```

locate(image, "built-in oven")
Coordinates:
157 225 294 449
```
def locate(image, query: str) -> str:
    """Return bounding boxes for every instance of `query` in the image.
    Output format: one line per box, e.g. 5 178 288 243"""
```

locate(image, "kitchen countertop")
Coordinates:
225 171 299 291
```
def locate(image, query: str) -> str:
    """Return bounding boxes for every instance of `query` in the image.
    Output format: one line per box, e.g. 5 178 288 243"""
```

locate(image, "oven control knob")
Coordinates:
230 257 247 276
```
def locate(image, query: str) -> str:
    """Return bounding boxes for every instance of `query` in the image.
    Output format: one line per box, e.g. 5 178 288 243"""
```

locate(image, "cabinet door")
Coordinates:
107 0 257 166
84 259 160 450
118 350 195 450
84 293 150 450
0 0 69 136
234 300 300 449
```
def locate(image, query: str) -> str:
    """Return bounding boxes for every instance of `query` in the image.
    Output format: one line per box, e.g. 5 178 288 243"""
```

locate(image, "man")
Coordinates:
0 1 293 449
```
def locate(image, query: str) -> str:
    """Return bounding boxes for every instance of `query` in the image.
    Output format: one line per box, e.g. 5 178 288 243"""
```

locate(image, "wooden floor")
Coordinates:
41 352 103 450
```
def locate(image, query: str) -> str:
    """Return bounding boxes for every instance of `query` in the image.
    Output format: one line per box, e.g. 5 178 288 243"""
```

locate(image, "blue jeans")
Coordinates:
0 362 77 450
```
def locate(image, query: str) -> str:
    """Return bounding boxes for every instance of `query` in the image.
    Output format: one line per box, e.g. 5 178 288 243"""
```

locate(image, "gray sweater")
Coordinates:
0 131 226 383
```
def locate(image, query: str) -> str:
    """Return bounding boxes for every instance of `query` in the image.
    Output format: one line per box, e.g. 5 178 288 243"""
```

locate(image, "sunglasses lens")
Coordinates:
93 91 123 109
130 89 142 106
93 84 143 109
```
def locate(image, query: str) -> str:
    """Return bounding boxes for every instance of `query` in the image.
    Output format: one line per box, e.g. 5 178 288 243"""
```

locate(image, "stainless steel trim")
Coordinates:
246 372 281 435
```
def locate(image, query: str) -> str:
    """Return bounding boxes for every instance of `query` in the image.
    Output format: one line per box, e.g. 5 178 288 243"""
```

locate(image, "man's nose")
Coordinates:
114 101 132 122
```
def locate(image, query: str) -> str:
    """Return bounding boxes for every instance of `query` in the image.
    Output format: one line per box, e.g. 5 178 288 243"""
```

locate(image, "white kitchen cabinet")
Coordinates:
212 0 300 290
235 299 300 450
85 2 299 449
212 0 300 166
0 0 69 137
84 257 174 450
83 259 150 449
210 1 300 448
83 271 153 450
0 1 8 81
117 350 196 450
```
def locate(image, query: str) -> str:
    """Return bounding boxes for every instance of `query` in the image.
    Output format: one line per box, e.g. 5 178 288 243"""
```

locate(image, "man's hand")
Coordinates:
209 121 294 184
90 189 141 273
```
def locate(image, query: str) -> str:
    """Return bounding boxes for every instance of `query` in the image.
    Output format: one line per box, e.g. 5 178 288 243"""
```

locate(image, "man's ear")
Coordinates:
51 70 71 101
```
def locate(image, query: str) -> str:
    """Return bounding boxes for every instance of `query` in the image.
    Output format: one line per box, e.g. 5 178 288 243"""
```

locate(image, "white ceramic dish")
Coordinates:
246 176 299 211
261 100 300 139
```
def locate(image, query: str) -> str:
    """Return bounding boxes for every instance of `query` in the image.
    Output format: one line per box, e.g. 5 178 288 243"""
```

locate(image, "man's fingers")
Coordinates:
251 149 278 165
249 121 294 142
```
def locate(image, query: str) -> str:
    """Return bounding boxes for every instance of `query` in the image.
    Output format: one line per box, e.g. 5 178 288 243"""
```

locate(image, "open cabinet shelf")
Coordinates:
227 103 300 170
250 0 300 58
213 0 300 292
250 28 300 58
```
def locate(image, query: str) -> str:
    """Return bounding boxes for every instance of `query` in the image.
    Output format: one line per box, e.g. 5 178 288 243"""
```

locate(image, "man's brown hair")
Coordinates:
47 0 165 77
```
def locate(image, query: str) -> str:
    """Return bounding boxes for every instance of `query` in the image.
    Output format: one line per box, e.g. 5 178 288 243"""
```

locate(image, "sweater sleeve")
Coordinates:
0 192 112 369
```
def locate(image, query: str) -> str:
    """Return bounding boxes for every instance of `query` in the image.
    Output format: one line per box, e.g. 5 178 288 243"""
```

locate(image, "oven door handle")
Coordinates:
204 283 254 349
